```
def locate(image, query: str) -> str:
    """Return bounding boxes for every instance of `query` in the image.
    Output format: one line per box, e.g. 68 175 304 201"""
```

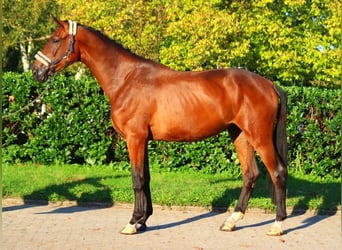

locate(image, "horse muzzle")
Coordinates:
32 64 54 83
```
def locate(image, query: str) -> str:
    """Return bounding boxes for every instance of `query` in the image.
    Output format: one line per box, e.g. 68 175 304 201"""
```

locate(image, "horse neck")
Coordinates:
77 27 140 95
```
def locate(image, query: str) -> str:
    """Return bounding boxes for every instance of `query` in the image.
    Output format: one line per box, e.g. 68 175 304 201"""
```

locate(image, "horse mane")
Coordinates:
80 24 153 63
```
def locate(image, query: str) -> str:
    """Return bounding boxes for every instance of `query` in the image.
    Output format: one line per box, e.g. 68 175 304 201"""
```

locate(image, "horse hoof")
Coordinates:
266 227 283 236
120 224 137 235
266 220 283 236
120 223 147 235
219 221 235 232
220 212 244 232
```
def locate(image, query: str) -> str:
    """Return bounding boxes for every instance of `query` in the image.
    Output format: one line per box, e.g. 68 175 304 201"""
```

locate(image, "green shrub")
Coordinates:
285 86 341 178
2 72 340 178
2 72 121 165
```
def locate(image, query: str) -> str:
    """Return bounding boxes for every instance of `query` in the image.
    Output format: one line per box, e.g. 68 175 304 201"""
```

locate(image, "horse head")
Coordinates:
32 17 80 83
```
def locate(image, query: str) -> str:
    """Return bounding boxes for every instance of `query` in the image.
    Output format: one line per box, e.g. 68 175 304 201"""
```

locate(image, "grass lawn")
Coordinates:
2 163 340 214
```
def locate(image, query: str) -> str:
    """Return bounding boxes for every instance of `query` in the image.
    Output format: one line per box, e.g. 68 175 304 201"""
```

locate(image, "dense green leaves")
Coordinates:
2 0 60 71
61 0 341 87
286 86 341 178
2 72 117 165
2 72 340 178
2 0 340 178
2 0 341 87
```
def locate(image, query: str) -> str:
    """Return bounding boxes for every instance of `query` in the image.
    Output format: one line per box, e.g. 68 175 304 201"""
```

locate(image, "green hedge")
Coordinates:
2 72 341 178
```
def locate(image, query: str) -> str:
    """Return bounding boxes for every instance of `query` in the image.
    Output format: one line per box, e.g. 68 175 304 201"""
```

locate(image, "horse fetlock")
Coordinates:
219 211 244 232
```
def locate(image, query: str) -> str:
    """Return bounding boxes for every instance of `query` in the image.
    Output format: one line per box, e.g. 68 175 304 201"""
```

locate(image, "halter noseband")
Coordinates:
35 20 78 68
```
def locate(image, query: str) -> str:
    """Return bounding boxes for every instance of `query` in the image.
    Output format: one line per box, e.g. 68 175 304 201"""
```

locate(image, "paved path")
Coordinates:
2 199 341 250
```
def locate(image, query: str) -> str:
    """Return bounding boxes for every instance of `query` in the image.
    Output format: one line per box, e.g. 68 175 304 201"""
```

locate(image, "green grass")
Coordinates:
2 163 340 213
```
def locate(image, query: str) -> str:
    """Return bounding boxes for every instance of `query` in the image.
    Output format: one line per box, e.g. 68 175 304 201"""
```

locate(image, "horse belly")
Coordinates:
150 109 230 142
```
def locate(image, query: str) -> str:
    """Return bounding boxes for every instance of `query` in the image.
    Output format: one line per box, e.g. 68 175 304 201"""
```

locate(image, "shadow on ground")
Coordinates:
3 175 127 213
211 174 340 234
146 212 221 233
212 175 340 215
3 172 340 234
23 176 117 205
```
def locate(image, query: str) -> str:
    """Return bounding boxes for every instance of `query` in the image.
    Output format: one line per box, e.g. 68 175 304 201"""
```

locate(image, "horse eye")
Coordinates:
52 38 60 44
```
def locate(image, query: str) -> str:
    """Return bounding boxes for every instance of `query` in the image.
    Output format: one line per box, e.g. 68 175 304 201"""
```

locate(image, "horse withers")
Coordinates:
32 18 288 236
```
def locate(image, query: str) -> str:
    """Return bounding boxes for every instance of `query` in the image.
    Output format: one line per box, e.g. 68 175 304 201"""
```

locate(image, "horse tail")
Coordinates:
273 84 288 166
269 84 288 203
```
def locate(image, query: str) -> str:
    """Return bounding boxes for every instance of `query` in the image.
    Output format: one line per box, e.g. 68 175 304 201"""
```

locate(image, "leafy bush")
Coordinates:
2 72 121 165
285 86 341 178
2 72 340 177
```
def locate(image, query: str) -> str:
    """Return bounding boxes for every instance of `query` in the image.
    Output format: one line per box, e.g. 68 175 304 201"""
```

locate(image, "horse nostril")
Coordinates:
32 68 39 80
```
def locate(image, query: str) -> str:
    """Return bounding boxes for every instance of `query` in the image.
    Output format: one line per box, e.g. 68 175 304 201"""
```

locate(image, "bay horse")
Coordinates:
32 18 288 236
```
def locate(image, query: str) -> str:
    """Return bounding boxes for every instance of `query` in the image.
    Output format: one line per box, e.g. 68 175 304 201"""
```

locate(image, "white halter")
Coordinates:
35 20 78 67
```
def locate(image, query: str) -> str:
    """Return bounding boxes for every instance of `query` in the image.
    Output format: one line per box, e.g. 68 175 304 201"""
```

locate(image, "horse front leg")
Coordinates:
120 136 153 235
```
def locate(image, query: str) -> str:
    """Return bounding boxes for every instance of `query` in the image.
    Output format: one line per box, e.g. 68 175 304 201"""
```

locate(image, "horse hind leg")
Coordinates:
255 141 287 236
220 127 260 232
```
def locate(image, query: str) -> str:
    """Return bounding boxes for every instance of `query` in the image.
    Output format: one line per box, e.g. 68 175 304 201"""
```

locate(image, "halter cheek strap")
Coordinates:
34 20 77 67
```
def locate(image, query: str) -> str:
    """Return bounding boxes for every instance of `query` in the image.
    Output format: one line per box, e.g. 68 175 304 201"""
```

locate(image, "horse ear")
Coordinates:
51 16 65 28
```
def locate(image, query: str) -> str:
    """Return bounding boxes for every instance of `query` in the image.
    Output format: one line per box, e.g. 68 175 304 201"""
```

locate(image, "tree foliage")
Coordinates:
2 0 60 71
3 0 341 87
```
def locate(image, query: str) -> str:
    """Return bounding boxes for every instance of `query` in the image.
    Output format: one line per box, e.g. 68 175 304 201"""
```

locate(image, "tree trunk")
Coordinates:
20 41 31 72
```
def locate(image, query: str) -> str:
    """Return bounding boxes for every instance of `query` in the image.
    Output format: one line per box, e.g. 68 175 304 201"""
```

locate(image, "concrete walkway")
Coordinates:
2 199 341 250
